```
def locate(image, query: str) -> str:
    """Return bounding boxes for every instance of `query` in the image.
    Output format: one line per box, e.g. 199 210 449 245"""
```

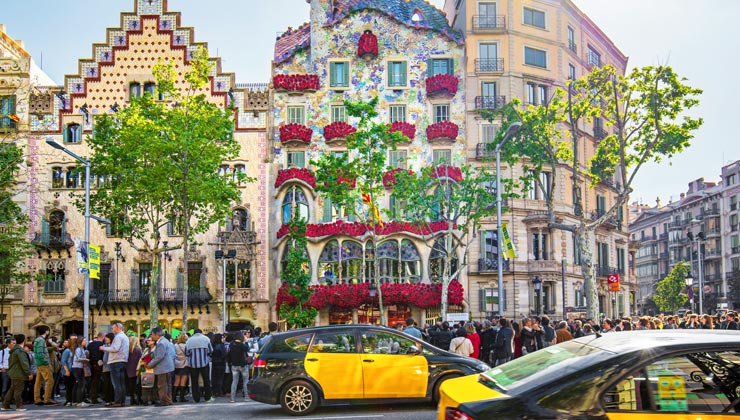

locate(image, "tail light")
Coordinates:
445 407 475 420
253 358 267 368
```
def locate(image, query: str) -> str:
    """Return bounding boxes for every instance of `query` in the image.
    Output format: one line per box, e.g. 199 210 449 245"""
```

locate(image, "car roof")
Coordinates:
270 324 398 338
571 329 740 354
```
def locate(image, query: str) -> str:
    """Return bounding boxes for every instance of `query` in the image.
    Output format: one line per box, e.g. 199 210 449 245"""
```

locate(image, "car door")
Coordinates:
303 329 363 399
603 350 740 420
360 329 428 399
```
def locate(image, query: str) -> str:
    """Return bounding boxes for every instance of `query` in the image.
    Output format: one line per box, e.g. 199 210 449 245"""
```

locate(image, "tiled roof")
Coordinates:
274 22 311 64
329 0 463 44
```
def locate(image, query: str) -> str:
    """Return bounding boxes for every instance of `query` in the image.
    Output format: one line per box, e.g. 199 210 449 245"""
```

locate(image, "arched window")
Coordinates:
129 82 141 100
231 208 249 231
411 9 424 22
319 240 340 283
341 241 363 283
234 164 246 185
377 241 399 284
47 210 66 243
66 168 79 188
400 239 421 283
282 186 309 223
280 242 310 276
430 181 459 221
51 166 64 188
429 236 459 283
65 123 81 144
365 242 375 283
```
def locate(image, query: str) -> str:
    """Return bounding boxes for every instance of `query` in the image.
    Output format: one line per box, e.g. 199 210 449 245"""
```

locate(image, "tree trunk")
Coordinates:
441 221 454 321
150 252 160 328
578 226 599 320
181 158 190 329
373 232 386 326
0 295 5 336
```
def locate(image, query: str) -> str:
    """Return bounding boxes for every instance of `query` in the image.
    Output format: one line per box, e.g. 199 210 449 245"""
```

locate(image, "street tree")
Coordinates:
653 260 690 313
728 269 740 311
486 64 702 319
312 97 407 325
85 46 246 327
278 217 317 328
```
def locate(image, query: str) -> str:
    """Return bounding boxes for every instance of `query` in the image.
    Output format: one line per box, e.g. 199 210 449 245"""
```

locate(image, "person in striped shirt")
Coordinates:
185 329 214 403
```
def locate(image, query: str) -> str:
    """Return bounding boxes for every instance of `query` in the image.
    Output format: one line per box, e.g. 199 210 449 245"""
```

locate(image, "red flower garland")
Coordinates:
275 168 317 189
276 281 464 311
280 123 313 143
273 74 320 92
425 74 459 96
382 168 415 188
323 121 357 142
388 121 416 140
357 30 379 59
431 165 463 183
426 121 459 141
276 220 451 239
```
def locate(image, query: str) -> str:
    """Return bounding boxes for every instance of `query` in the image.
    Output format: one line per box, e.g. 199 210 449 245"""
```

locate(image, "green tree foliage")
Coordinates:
485 65 702 319
654 261 689 313
728 269 740 310
278 218 317 328
84 46 248 327
312 97 407 325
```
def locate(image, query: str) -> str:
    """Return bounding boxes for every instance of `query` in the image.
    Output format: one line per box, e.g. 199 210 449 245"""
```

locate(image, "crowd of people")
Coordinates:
0 321 279 412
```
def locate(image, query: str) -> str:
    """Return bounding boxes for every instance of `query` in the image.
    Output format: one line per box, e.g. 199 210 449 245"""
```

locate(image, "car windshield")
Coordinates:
479 341 610 393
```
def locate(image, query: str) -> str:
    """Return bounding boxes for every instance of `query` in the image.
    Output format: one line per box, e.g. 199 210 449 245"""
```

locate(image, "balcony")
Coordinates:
474 96 506 111
703 249 722 259
732 246 740 254
595 265 621 277
568 40 577 53
477 258 510 273
701 208 720 217
640 234 657 242
659 233 668 240
703 273 722 282
73 287 213 306
475 58 504 73
594 127 607 140
590 209 618 229
704 227 721 238
32 232 74 256
475 143 495 160
472 15 506 32
660 251 669 259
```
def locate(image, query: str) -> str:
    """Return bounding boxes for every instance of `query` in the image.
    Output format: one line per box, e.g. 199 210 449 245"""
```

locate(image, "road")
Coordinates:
5 398 437 419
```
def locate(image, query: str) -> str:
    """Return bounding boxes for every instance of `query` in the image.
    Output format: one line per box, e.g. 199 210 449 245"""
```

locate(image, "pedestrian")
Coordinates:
403 318 422 339
101 322 129 407
511 321 522 359
541 316 555 347
555 321 573 343
138 336 156 406
72 337 90 407
1 335 31 412
429 321 453 350
492 318 513 366
49 337 63 400
126 335 142 405
449 328 474 357
464 323 480 359
101 333 115 405
185 329 214 403
60 337 76 406
478 320 495 364
87 332 105 404
0 338 12 404
173 333 189 402
701 314 714 329
258 322 278 349
226 332 250 402
22 341 36 405
146 328 174 406
211 334 226 398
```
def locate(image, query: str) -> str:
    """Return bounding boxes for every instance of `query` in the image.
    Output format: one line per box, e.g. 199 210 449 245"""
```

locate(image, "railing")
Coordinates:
659 233 668 240
594 127 607 140
701 208 720 216
568 40 577 53
32 232 74 250
475 143 495 160
44 279 66 294
475 58 504 73
472 15 506 32
0 117 17 131
660 251 669 259
703 249 722 259
590 209 618 227
732 246 740 254
478 258 510 273
74 287 213 305
474 96 507 110
587 51 601 67
595 265 621 277
704 227 721 237
640 234 657 241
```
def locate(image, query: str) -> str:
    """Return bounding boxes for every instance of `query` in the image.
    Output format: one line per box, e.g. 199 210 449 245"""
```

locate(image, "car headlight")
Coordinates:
475 362 490 372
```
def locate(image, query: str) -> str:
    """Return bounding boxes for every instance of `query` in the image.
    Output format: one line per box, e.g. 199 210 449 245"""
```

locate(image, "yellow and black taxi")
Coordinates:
440 330 740 420
247 324 489 415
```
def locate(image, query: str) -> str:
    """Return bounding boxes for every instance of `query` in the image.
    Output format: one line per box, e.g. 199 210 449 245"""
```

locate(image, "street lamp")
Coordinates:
162 241 172 291
90 296 97 337
685 275 694 312
532 276 542 316
46 138 92 339
496 122 522 317
114 242 125 292
226 287 234 328
215 248 236 332
687 219 705 314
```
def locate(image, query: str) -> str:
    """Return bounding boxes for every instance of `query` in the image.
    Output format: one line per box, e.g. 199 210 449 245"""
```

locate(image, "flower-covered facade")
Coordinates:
270 0 467 325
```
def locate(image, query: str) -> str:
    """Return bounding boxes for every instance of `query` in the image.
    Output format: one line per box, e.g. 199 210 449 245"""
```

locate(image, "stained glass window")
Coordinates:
282 186 309 223
429 236 459 283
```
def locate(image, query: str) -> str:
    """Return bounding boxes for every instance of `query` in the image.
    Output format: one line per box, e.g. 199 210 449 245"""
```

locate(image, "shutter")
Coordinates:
296 152 305 168
479 288 487 312
63 125 68 143
400 61 407 86
447 58 454 75
176 270 184 298
109 264 117 291
426 59 433 77
323 198 333 222
200 263 206 289
330 63 336 87
343 63 349 87
61 215 67 241
41 218 50 244
130 267 138 298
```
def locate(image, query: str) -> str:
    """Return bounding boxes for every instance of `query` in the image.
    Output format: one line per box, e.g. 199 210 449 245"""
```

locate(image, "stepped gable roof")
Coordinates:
274 22 311 64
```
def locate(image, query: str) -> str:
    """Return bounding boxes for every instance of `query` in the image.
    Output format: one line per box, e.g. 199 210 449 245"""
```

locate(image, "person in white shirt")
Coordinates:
0 337 15 401
101 323 128 406
449 329 474 357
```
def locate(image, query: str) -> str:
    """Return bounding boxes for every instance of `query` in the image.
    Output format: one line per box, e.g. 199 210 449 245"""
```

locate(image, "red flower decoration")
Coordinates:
426 121 459 141
388 121 416 140
323 121 357 142
431 165 463 182
425 74 458 96
275 168 316 189
273 74 320 92
280 123 313 143
382 168 415 188
357 30 379 59
276 220 451 239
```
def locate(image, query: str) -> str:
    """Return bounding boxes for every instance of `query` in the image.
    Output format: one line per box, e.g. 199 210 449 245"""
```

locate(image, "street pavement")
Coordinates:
4 397 437 419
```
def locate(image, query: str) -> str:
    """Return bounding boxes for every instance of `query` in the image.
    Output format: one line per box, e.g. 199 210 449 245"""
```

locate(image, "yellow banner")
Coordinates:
89 244 101 280
501 222 516 260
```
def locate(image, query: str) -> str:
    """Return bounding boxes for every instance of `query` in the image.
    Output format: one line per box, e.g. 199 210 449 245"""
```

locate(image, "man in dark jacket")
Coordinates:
429 321 453 351
492 319 513 366
2 335 31 411
478 320 496 364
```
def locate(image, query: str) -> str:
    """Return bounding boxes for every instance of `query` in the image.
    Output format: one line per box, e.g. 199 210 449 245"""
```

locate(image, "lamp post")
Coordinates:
688 219 705 314
496 122 522 317
90 296 97 337
685 275 694 312
45 138 92 339
226 287 234 328
114 242 125 292
532 276 542 316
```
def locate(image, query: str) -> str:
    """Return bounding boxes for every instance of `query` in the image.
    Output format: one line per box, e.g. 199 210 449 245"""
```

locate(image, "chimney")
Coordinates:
656 197 661 207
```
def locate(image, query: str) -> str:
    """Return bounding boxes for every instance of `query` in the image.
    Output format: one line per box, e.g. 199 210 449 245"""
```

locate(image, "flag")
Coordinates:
362 192 383 228
607 274 621 292
500 222 516 260
89 244 101 279
75 238 89 273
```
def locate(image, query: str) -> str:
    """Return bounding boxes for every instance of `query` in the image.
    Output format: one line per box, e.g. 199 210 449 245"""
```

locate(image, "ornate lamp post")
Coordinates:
685 275 694 312
114 242 125 291
532 276 542 316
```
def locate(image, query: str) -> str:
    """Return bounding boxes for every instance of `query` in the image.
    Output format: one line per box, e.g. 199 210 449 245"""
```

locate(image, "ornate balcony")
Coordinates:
32 232 74 257
472 15 506 32
279 123 313 144
426 121 459 142
594 127 607 140
595 265 621 277
475 96 506 111
477 258 510 273
425 74 459 97
475 143 495 160
74 287 213 306
475 58 504 73
590 209 618 229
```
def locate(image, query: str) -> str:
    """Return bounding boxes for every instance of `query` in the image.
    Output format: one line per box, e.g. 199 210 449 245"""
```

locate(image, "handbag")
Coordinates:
141 369 155 388
83 361 92 377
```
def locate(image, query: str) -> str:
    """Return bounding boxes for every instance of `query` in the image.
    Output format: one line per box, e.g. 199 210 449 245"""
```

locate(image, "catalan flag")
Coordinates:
9 114 20 122
362 192 383 228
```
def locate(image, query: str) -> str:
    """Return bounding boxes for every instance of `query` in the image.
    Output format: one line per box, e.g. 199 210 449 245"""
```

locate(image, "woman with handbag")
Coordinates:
126 336 142 405
138 336 156 406
173 334 189 402
520 318 537 356
69 337 89 407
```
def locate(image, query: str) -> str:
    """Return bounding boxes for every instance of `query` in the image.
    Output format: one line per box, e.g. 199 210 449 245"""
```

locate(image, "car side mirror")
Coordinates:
409 345 421 355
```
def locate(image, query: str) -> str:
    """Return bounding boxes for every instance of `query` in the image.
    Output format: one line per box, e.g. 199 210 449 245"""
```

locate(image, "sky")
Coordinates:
1 0 736 206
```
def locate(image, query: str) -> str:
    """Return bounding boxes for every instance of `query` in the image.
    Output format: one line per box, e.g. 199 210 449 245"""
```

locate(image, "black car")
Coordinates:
439 330 740 420
247 324 489 415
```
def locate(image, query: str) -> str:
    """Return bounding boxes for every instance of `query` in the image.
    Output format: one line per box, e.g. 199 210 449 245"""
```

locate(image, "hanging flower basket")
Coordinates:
382 168 415 188
323 121 357 143
388 121 416 141
425 74 458 96
431 165 463 182
426 121 459 142
272 74 320 93
357 30 379 59
275 168 316 189
279 123 313 144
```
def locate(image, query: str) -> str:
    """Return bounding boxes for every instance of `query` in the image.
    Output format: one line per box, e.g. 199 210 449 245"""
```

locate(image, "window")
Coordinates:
330 61 349 88
389 194 405 220
526 83 536 105
523 7 546 29
66 168 80 188
598 242 609 267
106 215 126 237
167 214 182 236
429 237 458 283
524 47 547 68
143 82 156 96
52 167 64 188
481 124 497 143
95 263 111 292
389 150 408 169
389 105 407 123
568 64 576 80
433 149 451 165
587 46 601 67
567 26 576 51
573 233 582 265
618 248 626 274
64 123 81 143
533 233 549 260
218 165 230 177
282 186 309 223
233 164 246 185
727 173 737 186
0 96 17 130
129 82 141 100
269 334 313 353
280 242 310 276
480 230 499 266
732 214 739 232
287 106 305 124
732 195 738 211
287 151 305 168
331 105 347 123
138 263 152 292
361 330 418 355
434 104 450 122
596 194 607 213
187 262 202 290
538 85 548 105
527 171 551 200
427 58 454 77
226 261 251 289
479 43 499 71
44 261 66 294
322 197 354 223
310 330 356 353
388 61 407 88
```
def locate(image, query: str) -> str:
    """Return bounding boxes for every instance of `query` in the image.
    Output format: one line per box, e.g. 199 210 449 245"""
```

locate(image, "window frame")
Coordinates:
522 6 547 29
427 58 454 77
0 95 17 130
329 60 351 89
287 106 305 125
524 46 548 69
287 151 306 168
433 103 450 123
389 104 407 123
387 60 408 88
331 105 347 123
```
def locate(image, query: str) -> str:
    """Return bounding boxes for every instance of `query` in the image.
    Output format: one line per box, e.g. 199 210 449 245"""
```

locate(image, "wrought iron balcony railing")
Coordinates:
594 127 607 140
475 58 504 73
477 258 510 273
472 15 506 32
475 96 506 110
74 287 213 305
475 143 495 160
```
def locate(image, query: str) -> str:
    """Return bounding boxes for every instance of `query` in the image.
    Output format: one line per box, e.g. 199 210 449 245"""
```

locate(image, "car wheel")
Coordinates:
433 374 461 404
280 380 319 416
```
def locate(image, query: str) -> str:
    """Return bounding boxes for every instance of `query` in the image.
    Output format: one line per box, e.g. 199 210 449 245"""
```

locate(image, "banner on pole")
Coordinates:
500 222 517 260
75 238 89 273
607 274 621 292
89 244 100 279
